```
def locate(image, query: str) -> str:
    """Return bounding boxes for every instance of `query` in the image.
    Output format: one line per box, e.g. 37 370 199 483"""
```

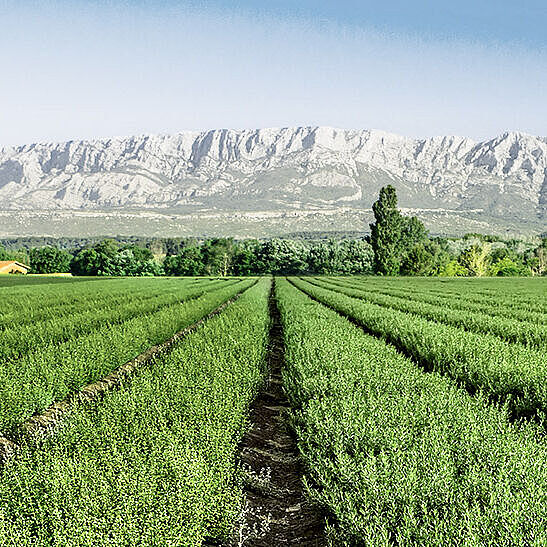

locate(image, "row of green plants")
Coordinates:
308 277 547 348
0 276 213 316
336 276 547 322
0 278 193 329
354 275 547 306
276 277 547 545
0 279 252 435
0 275 93 288
0 277 120 312
290 277 547 418
0 278 235 358
0 279 271 545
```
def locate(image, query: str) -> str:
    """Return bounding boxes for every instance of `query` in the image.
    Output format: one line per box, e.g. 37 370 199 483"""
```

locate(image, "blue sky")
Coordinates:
203 0 547 48
0 1 545 145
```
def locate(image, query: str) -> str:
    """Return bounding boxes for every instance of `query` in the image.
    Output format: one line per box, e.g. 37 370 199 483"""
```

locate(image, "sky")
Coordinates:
0 0 546 146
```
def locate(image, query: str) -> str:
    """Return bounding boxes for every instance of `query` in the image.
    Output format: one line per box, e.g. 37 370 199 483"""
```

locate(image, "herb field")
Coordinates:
0 275 545 545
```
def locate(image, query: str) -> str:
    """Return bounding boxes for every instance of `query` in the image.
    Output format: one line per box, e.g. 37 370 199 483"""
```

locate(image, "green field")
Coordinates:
0 276 545 545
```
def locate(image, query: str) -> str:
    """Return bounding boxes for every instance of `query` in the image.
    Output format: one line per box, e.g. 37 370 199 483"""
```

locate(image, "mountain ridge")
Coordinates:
1 126 544 151
0 127 545 237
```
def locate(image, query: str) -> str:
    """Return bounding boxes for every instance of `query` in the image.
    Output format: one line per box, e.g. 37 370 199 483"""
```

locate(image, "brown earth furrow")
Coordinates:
233 280 326 546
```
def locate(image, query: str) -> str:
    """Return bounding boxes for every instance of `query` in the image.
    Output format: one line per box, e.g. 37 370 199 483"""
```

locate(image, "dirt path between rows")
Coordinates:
0 288 249 465
234 280 326 546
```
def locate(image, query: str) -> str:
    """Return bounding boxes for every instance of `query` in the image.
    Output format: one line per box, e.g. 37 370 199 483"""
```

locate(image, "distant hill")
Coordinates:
1 127 545 237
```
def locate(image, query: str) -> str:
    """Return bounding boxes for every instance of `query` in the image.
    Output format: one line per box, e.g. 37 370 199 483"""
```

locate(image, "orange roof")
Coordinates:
0 261 30 269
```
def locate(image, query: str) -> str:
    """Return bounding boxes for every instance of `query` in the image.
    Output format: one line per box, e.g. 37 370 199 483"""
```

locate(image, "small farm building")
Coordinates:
0 261 30 274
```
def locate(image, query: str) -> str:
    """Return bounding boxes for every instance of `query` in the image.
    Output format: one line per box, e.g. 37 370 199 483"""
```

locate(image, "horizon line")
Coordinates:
1 126 544 151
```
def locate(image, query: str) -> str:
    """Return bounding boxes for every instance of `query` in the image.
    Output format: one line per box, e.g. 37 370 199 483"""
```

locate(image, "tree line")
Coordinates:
369 185 546 276
1 186 545 277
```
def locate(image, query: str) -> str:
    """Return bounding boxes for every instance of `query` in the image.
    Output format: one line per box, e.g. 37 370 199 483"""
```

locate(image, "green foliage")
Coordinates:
201 238 235 276
0 279 270 545
231 240 265 275
70 248 101 275
307 239 373 275
440 258 468 276
327 275 546 324
489 256 529 276
29 246 73 274
369 186 428 276
164 246 205 276
163 238 241 276
401 215 428 251
309 277 547 348
0 277 249 434
370 185 403 275
307 241 341 274
0 276 93 288
276 277 547 545
0 275 545 544
0 244 29 265
458 243 491 276
338 239 374 274
256 238 309 274
291 277 547 418
400 243 434 275
531 240 547 275
3 228 542 278
0 244 12 260
527 246 547 276
71 239 163 276
161 238 374 276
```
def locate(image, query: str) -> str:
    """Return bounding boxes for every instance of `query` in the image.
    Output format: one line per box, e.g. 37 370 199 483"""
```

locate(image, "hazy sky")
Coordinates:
1 0 546 146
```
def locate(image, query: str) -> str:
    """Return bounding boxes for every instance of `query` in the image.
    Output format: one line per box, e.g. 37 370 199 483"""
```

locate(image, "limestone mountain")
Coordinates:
0 127 545 237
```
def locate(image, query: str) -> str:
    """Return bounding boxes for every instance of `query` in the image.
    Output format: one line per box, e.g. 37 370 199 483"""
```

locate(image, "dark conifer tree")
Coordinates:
370 185 403 275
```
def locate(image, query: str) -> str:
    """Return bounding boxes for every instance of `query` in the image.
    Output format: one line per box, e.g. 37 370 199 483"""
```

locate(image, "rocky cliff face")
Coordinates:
0 127 545 234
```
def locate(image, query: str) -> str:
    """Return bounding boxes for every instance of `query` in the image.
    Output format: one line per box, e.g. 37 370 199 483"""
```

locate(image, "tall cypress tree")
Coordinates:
370 185 403 275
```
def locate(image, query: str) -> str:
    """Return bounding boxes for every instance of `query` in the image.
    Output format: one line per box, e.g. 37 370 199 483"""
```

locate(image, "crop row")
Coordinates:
0 279 271 545
327 276 547 324
0 276 94 289
0 277 124 311
0 276 213 314
0 278 236 361
306 277 547 348
0 277 221 327
277 277 547 545
343 275 547 310
289 277 547 418
0 279 253 435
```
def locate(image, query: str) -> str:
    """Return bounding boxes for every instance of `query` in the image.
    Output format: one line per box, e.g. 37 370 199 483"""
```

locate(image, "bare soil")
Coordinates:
234 280 326 546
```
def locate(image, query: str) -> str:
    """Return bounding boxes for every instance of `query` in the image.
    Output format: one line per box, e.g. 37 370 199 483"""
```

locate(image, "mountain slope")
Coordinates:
0 127 545 236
